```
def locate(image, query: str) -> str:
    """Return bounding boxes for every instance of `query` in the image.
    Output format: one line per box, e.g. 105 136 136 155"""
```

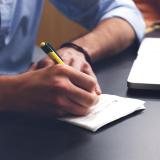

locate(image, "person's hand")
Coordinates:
30 49 101 95
29 56 54 71
58 47 101 94
10 64 99 117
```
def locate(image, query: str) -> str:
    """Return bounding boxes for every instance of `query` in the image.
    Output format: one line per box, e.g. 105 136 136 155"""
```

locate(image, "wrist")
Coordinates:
60 42 92 66
73 32 102 61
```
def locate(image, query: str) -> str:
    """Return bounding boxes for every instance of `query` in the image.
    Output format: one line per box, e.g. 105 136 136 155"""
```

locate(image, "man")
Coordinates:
0 0 145 117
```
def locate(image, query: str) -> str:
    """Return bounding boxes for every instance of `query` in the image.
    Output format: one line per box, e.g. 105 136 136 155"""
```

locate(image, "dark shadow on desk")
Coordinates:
0 112 92 160
127 89 160 100
96 110 144 133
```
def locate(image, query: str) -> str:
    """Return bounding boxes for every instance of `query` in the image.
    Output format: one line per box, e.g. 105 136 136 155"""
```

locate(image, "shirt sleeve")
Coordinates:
50 0 145 42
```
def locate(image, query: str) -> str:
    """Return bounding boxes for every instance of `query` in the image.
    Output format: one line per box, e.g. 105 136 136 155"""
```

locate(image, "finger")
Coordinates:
37 57 54 69
54 96 91 116
65 58 101 94
65 81 99 108
82 64 102 95
60 65 97 93
28 63 38 71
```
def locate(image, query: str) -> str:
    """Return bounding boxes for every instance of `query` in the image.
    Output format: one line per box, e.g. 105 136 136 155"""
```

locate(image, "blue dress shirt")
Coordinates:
0 0 145 75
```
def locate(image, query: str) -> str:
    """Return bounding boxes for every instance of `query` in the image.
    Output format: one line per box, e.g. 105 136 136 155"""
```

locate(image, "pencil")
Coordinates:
40 42 64 64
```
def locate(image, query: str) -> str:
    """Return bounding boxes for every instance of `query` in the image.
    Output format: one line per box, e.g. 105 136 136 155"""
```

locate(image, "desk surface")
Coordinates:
1 38 160 160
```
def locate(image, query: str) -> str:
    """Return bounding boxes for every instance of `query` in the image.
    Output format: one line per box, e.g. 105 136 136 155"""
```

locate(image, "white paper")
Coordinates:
59 94 145 132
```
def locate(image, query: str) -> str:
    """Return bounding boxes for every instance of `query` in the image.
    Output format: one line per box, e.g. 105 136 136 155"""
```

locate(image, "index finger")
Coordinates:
82 64 102 95
62 65 97 93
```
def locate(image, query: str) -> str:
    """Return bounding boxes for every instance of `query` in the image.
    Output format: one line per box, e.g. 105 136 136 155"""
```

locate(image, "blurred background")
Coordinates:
37 1 87 49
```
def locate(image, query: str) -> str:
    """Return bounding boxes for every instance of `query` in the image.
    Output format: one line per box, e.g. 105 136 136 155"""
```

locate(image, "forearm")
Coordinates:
73 18 135 61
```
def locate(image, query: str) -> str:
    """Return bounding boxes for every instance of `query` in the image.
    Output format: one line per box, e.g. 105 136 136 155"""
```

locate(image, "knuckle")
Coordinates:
87 95 97 106
83 62 90 68
72 107 89 116
54 64 66 74
88 77 97 89
47 65 56 74
47 59 54 65
52 80 69 92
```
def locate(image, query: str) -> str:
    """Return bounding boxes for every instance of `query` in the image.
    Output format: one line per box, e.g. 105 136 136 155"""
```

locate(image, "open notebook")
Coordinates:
59 94 145 132
128 38 160 90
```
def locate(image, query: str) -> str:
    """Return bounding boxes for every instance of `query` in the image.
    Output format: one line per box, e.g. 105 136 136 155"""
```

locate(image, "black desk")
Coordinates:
0 40 160 160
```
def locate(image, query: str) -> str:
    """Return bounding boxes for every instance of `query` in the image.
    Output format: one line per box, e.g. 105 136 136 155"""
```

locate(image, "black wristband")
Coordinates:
60 42 92 66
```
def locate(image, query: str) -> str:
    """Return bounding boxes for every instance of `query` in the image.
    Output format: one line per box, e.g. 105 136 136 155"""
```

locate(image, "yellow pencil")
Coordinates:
40 42 64 64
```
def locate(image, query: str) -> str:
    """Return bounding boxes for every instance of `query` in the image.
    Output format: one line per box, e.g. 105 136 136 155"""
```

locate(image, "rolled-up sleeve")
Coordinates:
51 0 145 42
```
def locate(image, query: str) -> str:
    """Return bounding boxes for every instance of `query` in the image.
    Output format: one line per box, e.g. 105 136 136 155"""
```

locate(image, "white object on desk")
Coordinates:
128 38 160 90
59 94 145 132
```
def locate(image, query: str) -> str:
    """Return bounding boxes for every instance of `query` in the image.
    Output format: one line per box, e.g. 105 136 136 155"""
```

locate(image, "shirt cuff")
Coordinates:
100 7 146 43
